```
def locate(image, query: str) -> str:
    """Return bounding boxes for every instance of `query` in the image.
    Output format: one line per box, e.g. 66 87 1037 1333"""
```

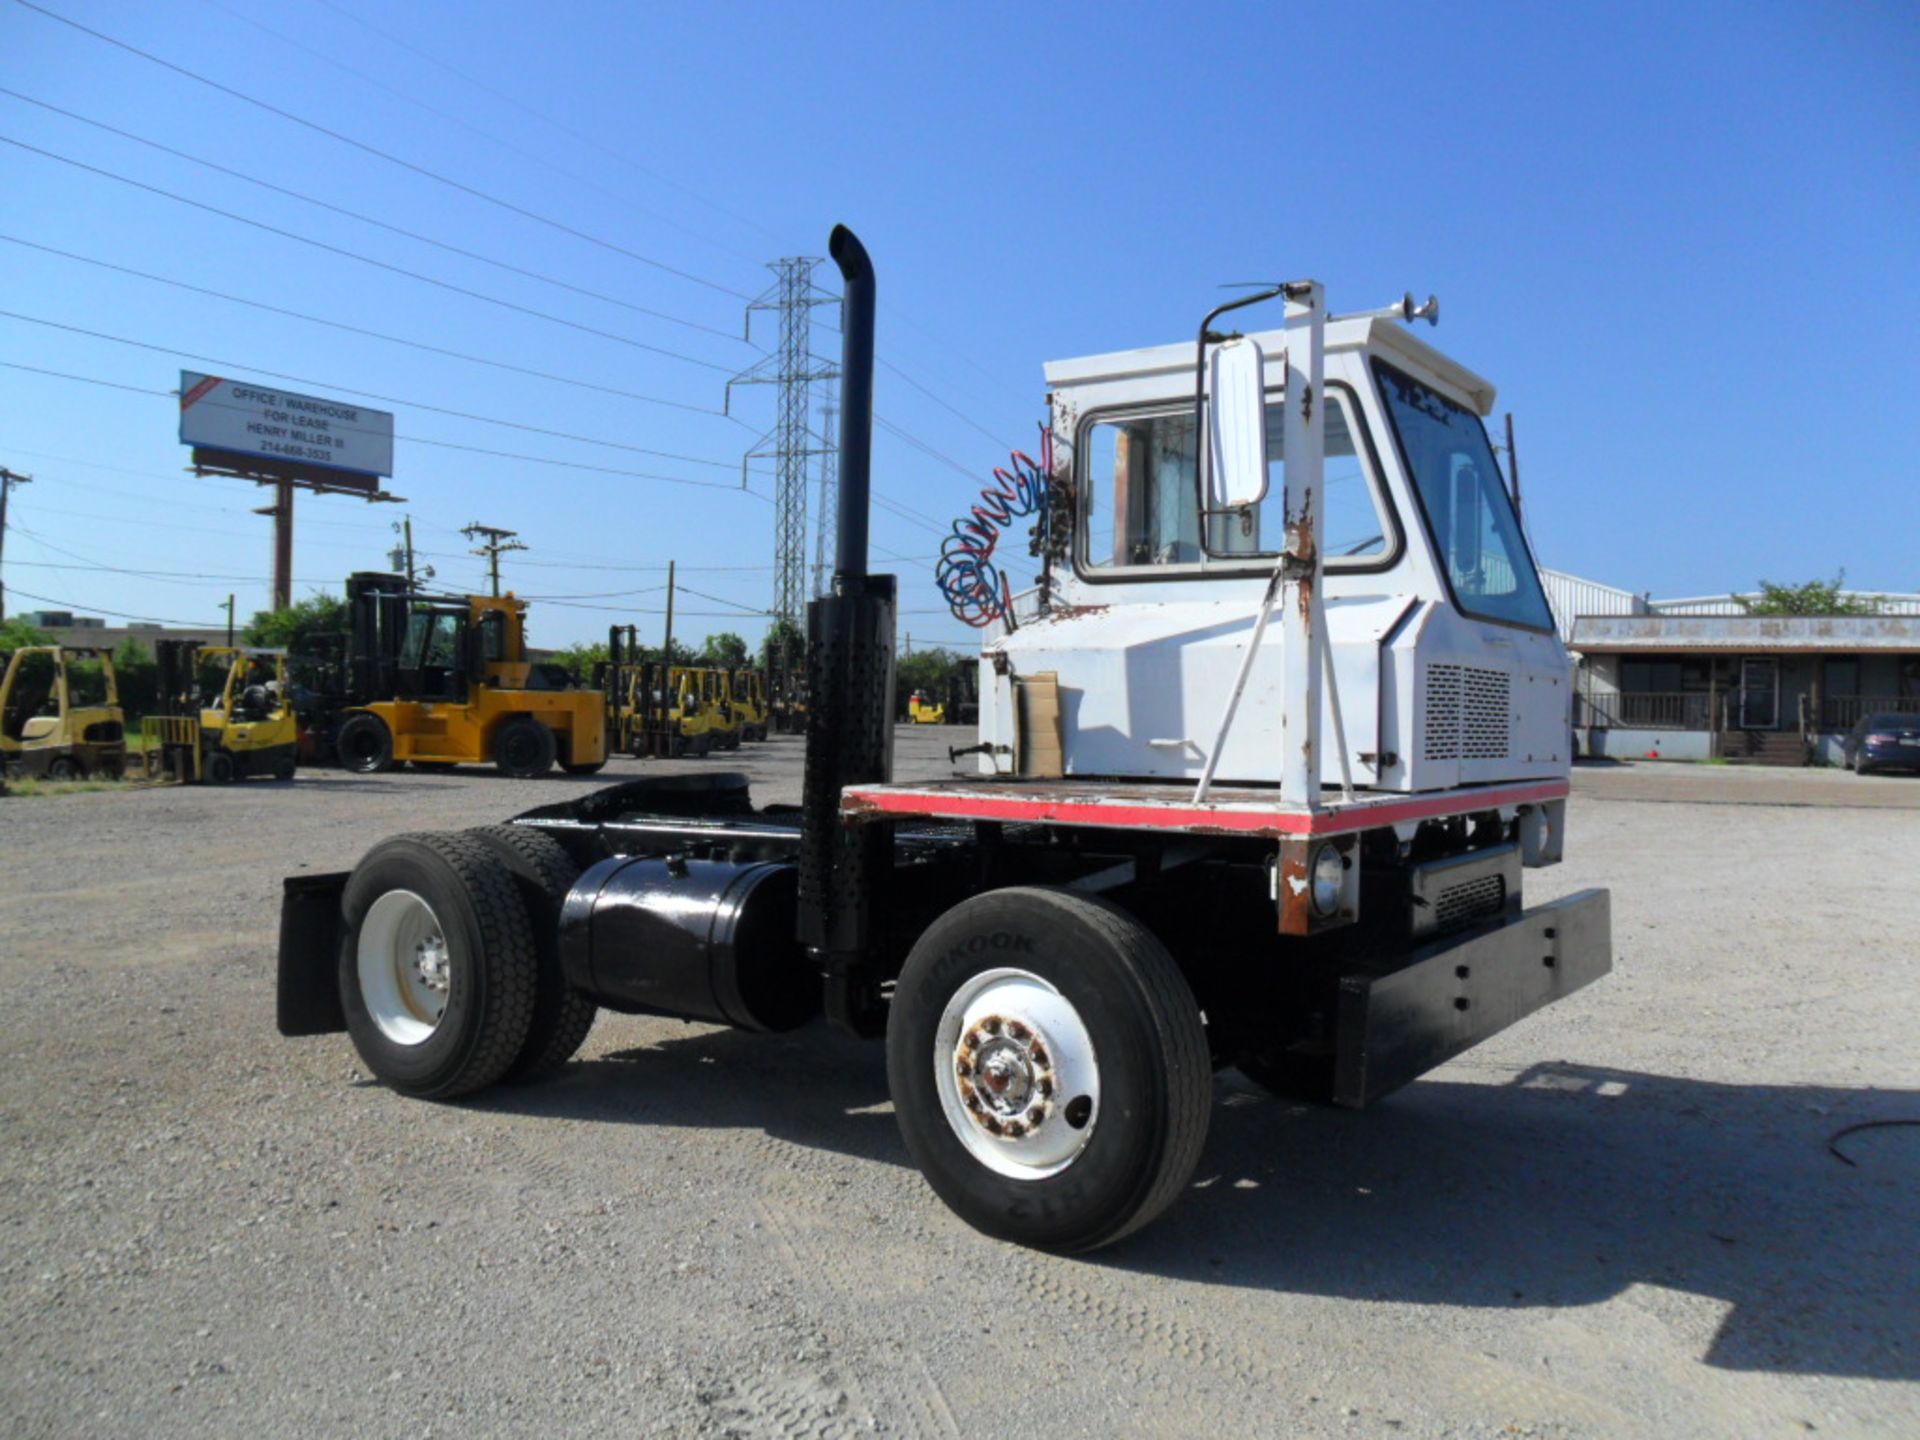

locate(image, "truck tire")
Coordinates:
886 886 1212 1253
494 718 556 778
338 831 539 1099
337 714 395 774
467 824 598 1081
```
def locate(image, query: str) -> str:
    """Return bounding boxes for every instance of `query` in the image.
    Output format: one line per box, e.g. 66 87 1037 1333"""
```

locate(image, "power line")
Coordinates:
304 0 781 249
13 0 754 301
0 360 774 495
0 86 752 345
0 234 725 416
0 134 742 373
878 357 1017 450
4 583 229 627
0 309 740 471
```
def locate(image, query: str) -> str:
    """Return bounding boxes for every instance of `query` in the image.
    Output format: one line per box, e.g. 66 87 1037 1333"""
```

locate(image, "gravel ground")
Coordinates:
2 741 1916 1439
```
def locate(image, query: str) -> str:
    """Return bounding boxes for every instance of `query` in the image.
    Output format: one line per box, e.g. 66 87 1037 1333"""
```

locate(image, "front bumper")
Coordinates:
1334 888 1611 1108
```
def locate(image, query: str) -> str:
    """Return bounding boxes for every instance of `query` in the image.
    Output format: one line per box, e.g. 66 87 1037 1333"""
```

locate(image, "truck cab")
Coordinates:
983 313 1568 796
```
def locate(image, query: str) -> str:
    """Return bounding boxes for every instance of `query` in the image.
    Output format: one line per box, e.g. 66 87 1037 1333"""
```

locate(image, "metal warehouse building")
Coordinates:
1542 570 1920 764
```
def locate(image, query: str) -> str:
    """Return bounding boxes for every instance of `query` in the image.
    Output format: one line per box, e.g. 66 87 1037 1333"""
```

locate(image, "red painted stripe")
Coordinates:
180 375 223 411
843 779 1569 837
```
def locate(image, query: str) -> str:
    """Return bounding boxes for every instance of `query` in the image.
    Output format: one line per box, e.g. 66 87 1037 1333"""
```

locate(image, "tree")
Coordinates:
1734 571 1884 617
897 647 963 696
0 617 53 650
243 591 348 651
760 618 805 675
699 631 750 669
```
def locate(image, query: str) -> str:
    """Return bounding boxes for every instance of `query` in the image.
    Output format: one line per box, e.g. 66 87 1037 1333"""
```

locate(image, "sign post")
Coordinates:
178 373 403 610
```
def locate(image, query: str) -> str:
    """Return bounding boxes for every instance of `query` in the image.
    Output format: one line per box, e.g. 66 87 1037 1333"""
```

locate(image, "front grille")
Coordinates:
1434 873 1506 930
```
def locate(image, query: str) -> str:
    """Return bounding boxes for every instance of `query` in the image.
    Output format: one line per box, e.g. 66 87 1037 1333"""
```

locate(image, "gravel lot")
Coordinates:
2 741 1916 1439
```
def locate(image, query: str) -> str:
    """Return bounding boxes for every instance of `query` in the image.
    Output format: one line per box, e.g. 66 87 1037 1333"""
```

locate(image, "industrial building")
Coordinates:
1543 571 1920 764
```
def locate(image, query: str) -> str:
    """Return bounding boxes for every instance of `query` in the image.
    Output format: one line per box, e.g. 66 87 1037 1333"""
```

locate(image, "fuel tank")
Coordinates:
558 856 817 1032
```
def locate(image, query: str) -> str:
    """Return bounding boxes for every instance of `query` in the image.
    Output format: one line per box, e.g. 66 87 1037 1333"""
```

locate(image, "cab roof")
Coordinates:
1043 314 1497 416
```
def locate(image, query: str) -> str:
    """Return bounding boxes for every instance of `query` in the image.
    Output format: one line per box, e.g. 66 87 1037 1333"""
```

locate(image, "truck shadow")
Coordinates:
479 1039 1917 1381
1129 1060 1920 1381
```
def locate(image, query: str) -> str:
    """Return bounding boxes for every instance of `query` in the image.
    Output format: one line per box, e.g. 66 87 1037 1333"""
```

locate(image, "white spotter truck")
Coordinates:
277 228 1609 1253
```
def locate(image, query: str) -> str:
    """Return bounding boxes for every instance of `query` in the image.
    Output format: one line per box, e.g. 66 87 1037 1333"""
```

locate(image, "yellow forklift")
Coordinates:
604 627 717 758
731 668 770 742
330 574 607 778
0 644 126 780
677 666 741 751
145 641 298 783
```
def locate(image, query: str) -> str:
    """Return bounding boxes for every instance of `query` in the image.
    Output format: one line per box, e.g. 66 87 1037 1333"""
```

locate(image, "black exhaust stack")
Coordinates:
797 225 897 1036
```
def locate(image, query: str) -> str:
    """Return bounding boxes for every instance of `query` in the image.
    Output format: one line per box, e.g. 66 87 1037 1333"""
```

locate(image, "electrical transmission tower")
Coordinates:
811 399 839 599
726 258 840 653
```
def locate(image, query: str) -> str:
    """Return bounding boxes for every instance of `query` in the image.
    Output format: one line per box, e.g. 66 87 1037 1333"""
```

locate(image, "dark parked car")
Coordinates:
1843 711 1920 774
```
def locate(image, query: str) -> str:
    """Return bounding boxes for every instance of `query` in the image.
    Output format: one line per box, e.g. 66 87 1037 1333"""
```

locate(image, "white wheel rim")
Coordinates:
358 889 451 1046
934 967 1100 1180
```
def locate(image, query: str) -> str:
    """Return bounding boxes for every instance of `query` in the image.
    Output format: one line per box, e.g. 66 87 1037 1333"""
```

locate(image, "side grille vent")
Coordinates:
1423 663 1511 763
1461 668 1511 759
1423 665 1463 760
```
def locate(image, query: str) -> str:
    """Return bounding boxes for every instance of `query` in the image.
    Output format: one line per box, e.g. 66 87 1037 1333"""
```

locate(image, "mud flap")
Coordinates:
1335 888 1611 1108
277 871 350 1036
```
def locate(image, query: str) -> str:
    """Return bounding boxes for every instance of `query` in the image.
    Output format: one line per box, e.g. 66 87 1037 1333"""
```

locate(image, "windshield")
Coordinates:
1373 360 1554 631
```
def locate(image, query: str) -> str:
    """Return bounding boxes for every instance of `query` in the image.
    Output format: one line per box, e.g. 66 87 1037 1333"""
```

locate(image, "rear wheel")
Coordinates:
274 756 298 781
46 755 80 781
337 714 395 774
338 831 539 1099
467 824 598 1081
887 887 1212 1253
494 718 556 778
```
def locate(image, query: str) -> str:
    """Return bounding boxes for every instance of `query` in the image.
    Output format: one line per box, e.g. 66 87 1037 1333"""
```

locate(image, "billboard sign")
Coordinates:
178 372 394 480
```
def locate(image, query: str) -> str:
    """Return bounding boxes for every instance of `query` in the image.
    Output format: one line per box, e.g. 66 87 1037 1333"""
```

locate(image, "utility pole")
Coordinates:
463 522 526 597
662 559 675 665
224 594 236 646
389 515 431 589
0 465 33 623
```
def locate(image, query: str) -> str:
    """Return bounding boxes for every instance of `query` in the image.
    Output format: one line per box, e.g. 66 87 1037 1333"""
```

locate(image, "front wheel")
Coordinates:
337 714 395 774
886 887 1212 1253
494 718 556 778
46 755 80 781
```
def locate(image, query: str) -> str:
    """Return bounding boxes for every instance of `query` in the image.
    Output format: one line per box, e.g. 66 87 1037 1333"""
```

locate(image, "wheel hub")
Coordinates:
934 968 1100 1180
954 1016 1054 1138
413 935 450 993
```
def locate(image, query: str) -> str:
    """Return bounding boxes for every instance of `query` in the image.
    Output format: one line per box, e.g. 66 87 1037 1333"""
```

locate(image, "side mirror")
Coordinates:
1207 337 1269 510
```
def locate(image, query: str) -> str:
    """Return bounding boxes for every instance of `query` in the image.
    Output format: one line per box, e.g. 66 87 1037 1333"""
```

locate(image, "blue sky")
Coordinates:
2 0 1915 649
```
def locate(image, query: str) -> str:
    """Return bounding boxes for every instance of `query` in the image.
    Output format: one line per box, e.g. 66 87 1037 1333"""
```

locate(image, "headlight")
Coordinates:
1310 843 1346 916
